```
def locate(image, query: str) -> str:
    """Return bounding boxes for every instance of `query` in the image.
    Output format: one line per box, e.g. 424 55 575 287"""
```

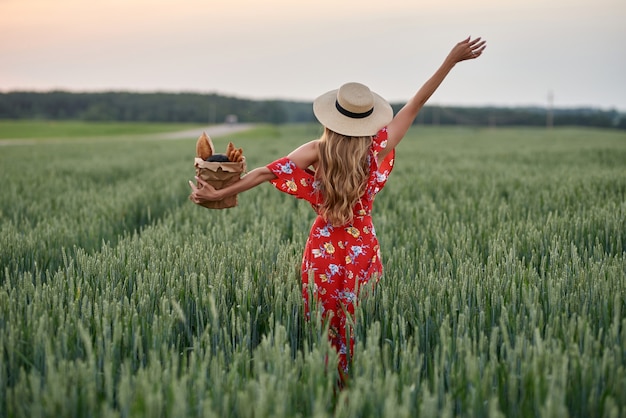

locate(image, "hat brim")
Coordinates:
313 89 393 137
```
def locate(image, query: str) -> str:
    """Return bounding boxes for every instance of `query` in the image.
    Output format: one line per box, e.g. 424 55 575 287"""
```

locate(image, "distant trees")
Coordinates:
392 104 626 129
0 91 623 129
0 91 303 125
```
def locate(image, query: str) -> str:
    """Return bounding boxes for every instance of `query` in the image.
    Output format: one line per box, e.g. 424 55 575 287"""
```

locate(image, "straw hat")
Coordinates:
313 82 393 137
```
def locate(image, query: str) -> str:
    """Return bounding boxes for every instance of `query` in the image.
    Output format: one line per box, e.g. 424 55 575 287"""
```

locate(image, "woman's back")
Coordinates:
265 126 395 375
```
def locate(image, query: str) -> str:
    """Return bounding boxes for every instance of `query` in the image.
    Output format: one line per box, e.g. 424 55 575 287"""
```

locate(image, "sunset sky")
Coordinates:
1 0 625 110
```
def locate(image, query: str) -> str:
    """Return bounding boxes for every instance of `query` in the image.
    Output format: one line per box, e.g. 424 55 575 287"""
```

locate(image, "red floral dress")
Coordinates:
266 128 395 374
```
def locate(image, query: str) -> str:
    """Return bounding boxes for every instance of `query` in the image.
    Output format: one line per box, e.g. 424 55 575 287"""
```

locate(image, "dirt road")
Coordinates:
0 123 255 146
150 123 255 140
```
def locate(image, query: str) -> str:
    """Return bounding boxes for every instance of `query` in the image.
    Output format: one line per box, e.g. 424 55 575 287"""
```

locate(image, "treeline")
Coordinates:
0 91 308 124
1 91 624 129
408 105 626 129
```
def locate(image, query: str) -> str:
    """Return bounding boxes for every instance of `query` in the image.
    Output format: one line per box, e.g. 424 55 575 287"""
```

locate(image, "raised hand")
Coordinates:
383 36 487 155
447 36 487 64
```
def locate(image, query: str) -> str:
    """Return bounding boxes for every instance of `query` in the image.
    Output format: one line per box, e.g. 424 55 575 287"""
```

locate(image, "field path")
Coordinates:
150 123 255 141
0 123 256 146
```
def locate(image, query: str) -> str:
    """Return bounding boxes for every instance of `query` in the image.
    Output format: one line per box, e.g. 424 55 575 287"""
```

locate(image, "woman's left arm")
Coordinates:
286 139 319 169
189 166 275 203
189 139 320 204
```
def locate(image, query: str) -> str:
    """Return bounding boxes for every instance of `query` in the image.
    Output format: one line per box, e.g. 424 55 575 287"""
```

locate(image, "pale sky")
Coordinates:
1 0 625 110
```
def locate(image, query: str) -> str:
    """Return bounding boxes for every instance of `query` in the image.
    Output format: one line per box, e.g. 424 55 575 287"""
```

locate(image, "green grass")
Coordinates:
0 120 204 139
0 123 625 417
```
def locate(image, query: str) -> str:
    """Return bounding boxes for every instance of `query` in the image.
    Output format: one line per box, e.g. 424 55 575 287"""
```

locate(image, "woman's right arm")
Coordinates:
379 36 486 162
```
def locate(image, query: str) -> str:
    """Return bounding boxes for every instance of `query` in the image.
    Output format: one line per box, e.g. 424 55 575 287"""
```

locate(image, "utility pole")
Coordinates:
547 90 554 129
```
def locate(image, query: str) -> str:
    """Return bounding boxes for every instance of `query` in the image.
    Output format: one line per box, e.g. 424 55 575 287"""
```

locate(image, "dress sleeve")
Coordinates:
266 157 321 205
372 127 395 177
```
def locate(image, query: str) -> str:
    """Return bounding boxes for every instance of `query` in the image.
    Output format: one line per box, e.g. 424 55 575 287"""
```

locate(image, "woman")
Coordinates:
189 36 486 379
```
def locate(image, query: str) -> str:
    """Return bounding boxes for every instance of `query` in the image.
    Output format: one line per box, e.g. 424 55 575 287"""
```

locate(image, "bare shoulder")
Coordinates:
287 140 320 169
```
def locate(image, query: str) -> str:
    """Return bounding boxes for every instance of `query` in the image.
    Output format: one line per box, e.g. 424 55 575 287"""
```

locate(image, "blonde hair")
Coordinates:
316 128 372 226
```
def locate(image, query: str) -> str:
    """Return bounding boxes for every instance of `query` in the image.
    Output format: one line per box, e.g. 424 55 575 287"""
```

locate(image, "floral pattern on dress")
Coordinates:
266 127 394 375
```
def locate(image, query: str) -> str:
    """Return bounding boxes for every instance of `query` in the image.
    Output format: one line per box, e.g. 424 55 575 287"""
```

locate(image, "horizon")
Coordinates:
1 0 625 111
1 88 621 112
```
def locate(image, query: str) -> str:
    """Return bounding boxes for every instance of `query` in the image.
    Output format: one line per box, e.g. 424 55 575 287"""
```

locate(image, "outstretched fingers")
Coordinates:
457 36 486 61
468 36 482 46
470 38 487 57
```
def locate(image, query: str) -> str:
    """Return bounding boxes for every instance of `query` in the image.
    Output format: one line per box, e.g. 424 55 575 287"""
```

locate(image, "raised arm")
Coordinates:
379 36 486 162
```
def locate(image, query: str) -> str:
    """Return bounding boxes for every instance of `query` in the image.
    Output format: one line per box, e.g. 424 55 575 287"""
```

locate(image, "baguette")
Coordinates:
196 132 215 160
226 142 244 162
226 142 236 161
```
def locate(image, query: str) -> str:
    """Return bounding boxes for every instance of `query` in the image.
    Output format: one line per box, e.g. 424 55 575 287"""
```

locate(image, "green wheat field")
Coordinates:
1 122 625 417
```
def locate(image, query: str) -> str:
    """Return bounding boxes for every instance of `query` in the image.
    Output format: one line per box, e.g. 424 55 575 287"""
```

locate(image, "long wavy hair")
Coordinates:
316 128 372 226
